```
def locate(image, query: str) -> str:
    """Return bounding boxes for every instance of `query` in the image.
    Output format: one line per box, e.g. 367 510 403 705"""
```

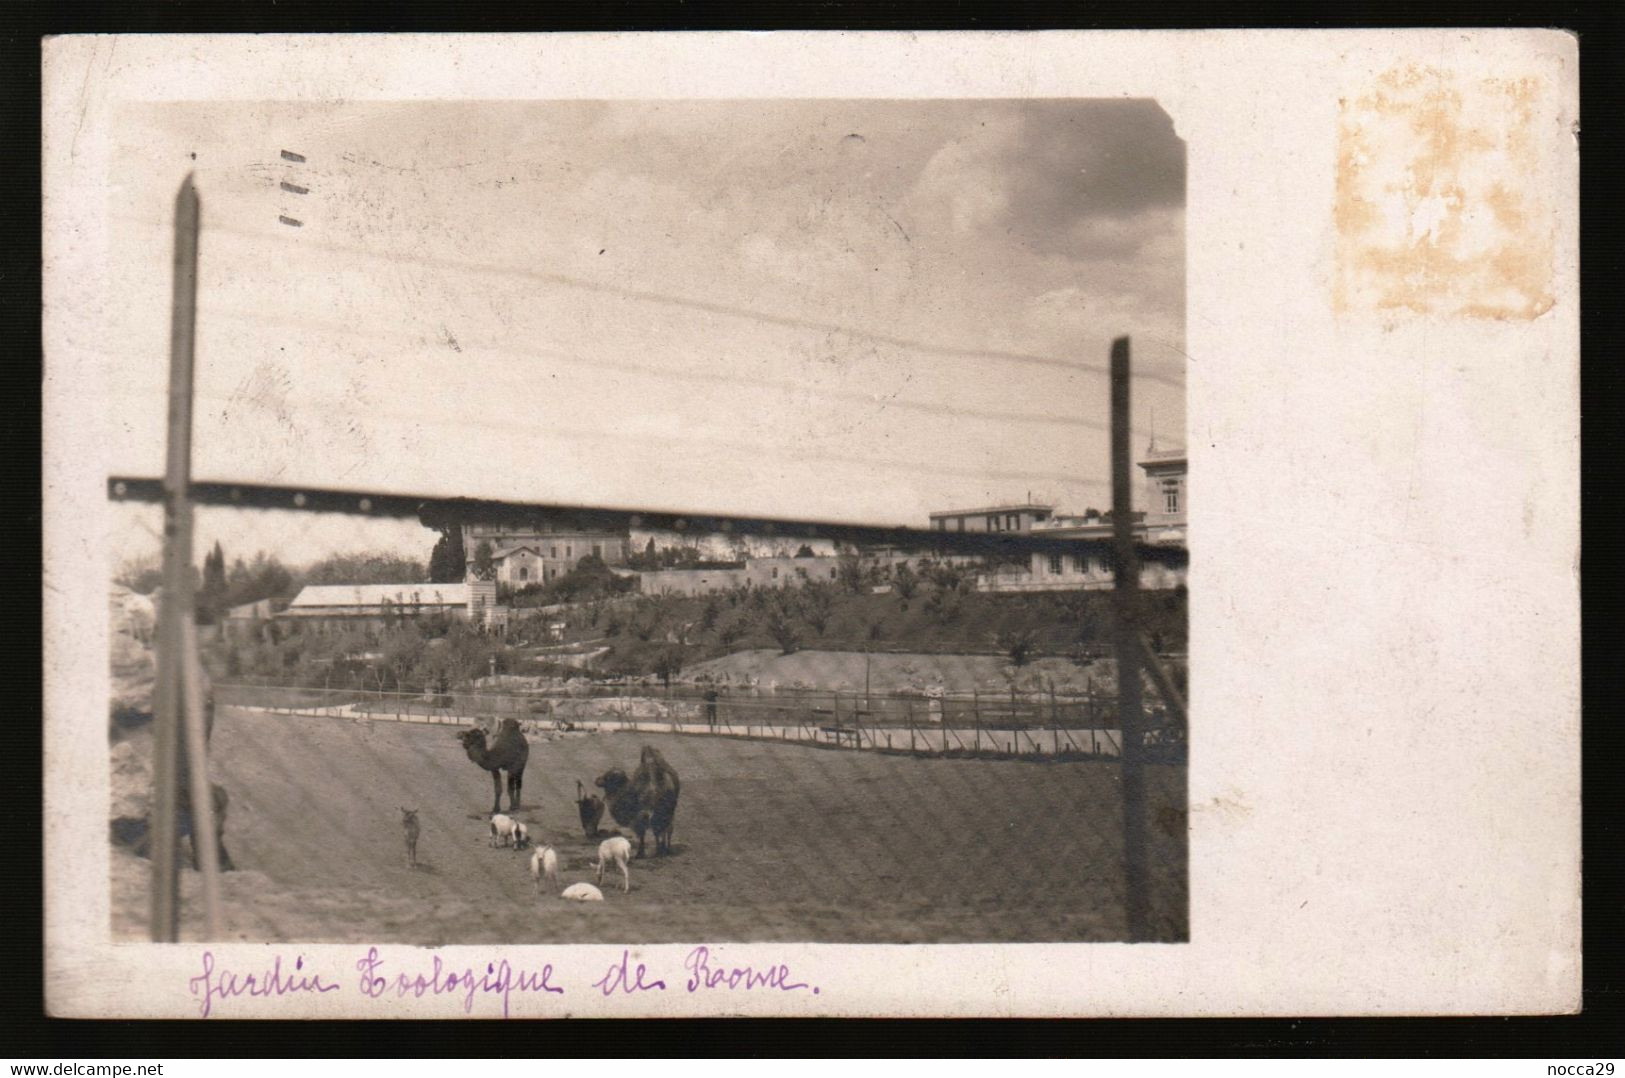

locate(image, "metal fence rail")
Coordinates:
216 680 1147 760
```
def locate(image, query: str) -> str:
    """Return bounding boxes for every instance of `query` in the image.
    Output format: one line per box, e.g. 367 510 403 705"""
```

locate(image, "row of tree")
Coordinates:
118 542 430 624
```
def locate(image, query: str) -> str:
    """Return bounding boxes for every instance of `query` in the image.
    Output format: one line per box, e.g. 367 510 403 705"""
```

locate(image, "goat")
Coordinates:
593 835 632 893
560 882 604 902
400 807 420 868
529 844 559 892
489 813 518 848
512 820 530 849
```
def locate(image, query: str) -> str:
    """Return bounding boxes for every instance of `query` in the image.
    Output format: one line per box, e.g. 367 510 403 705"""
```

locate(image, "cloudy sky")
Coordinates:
106 99 1183 565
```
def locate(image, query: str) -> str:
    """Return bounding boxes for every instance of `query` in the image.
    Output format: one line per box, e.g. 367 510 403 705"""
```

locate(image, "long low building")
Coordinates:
278 583 471 633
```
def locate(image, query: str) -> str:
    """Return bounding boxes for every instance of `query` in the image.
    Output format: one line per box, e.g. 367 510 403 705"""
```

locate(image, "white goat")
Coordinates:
592 835 632 893
512 821 530 849
489 813 518 848
529 844 559 891
560 882 604 902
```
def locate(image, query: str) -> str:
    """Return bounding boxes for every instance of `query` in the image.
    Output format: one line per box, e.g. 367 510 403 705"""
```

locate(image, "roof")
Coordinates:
928 503 1055 519
287 584 470 610
488 545 542 560
1140 441 1187 466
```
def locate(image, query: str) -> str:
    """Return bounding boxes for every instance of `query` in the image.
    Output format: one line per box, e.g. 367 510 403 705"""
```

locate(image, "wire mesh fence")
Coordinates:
110 487 1189 945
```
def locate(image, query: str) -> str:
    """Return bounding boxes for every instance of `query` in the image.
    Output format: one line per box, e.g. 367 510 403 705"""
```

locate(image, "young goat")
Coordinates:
593 835 633 893
400 808 420 868
489 813 519 848
529 844 559 892
512 821 530 849
576 780 605 838
560 882 603 902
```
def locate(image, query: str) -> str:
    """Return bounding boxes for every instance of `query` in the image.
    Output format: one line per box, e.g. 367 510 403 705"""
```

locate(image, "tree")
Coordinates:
198 541 229 624
718 617 749 648
893 561 919 600
795 544 816 558
471 540 496 582
427 525 467 583
835 553 867 594
304 551 428 586
765 606 800 655
764 591 802 655
653 647 684 689
800 581 834 636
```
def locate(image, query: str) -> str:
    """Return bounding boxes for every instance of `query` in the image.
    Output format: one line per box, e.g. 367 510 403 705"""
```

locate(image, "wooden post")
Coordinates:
150 175 200 943
179 618 222 938
1111 336 1150 942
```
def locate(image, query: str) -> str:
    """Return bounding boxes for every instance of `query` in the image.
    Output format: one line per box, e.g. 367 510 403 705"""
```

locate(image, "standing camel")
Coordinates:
456 718 530 816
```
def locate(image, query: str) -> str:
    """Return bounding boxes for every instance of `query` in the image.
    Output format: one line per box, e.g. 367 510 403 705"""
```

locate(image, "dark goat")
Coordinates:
595 745 680 858
576 779 605 839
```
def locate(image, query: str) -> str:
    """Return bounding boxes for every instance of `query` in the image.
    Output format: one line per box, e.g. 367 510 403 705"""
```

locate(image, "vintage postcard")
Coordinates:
42 31 1578 1018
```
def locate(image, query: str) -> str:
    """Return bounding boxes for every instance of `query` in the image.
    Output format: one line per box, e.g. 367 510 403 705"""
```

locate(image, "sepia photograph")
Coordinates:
104 97 1189 946
44 31 1579 1021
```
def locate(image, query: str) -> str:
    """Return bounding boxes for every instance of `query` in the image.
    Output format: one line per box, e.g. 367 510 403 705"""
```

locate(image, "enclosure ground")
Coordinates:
112 708 1187 944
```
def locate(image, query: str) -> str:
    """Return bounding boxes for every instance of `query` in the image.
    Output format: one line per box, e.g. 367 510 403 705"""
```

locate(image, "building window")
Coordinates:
519 567 528 582
1007 513 1018 531
935 519 945 531
957 519 965 532
987 515 999 531
772 567 779 579
1165 485 1180 513
830 568 836 578
550 546 558 558
566 545 572 559
592 544 602 559
1048 553 1063 574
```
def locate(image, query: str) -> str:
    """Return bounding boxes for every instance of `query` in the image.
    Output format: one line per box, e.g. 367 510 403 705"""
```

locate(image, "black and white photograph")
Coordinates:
43 31 1579 1021
103 97 1189 946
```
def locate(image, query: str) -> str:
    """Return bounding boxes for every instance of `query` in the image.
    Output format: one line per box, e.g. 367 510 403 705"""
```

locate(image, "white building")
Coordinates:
980 442 1188 592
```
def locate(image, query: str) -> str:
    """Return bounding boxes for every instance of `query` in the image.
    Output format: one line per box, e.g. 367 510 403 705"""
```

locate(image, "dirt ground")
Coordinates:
112 707 1187 944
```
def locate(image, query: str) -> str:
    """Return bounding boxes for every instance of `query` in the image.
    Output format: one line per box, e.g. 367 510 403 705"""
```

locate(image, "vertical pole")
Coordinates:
179 618 222 938
1111 336 1150 942
151 175 200 942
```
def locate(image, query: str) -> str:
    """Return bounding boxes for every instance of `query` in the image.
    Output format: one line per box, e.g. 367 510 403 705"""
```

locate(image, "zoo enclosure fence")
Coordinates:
211 680 1167 760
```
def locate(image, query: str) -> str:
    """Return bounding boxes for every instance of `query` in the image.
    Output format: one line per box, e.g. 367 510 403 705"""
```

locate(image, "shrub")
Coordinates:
995 626 1039 667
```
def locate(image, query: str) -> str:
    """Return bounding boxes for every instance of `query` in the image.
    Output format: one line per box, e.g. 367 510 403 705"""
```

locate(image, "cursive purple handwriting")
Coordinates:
683 946 816 994
355 947 563 1018
592 949 668 996
187 951 340 1018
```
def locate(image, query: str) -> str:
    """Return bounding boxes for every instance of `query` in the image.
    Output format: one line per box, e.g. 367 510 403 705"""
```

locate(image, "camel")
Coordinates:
595 744 680 858
456 718 530 816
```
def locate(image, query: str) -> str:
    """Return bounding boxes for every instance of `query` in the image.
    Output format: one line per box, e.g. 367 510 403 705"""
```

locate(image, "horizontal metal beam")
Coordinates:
107 475 1189 565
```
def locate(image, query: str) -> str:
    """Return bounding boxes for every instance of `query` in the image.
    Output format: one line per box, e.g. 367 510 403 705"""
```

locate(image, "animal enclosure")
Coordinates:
110 714 1187 943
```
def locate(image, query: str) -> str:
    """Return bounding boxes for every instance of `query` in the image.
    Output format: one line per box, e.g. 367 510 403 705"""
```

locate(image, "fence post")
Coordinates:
1110 336 1151 942
149 175 201 943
